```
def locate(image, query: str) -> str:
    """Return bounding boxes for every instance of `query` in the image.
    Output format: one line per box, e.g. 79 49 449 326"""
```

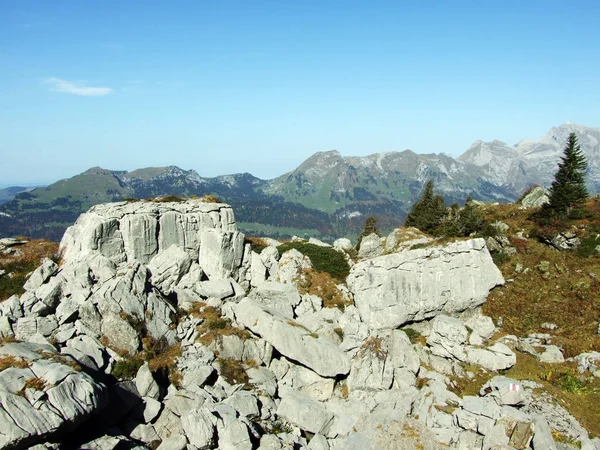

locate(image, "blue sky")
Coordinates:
1 0 599 186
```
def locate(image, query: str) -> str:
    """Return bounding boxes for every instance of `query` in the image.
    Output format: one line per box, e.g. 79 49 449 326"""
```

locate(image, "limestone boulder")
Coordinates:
0 342 107 449
234 298 350 378
276 249 312 285
519 186 549 209
148 245 192 294
347 238 504 329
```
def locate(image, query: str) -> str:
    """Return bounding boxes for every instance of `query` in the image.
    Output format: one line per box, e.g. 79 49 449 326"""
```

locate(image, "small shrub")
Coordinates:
154 195 185 203
401 327 421 344
201 194 221 203
576 236 600 258
277 242 350 281
191 303 250 345
217 358 250 387
112 357 144 380
491 251 510 266
296 268 353 310
245 237 268 254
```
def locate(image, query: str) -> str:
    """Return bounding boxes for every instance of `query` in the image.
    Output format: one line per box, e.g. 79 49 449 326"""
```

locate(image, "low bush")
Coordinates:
296 269 352 311
276 242 350 281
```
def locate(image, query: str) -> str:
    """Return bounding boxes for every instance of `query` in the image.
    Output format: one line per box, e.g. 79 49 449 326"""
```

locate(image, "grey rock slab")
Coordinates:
135 362 161 400
234 298 351 377
67 335 107 370
181 407 217 449
427 315 468 360
198 229 245 281
480 376 526 406
148 244 192 294
538 345 565 363
466 343 516 371
277 387 334 435
357 233 384 260
276 248 312 285
333 238 353 252
157 435 188 450
519 186 549 208
218 418 253 450
100 314 140 355
248 281 302 318
530 413 557 450
348 238 504 329
0 316 14 339
23 258 58 292
195 278 234 299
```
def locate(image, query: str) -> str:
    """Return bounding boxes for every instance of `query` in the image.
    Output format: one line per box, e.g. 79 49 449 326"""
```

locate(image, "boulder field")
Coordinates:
0 199 597 450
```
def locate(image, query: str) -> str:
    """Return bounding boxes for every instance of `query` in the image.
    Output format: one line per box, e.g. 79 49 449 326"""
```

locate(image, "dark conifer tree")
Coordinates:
405 180 447 234
544 132 588 219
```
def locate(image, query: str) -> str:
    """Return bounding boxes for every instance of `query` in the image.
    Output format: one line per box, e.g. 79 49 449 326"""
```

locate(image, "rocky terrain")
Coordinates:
1 123 598 242
0 196 598 449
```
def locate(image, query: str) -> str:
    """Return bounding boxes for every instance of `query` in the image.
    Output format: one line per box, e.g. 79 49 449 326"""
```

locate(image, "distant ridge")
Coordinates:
1 123 598 241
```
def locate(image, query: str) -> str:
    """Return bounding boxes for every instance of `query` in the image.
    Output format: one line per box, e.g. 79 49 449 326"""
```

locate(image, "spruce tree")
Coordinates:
545 132 588 219
405 180 447 234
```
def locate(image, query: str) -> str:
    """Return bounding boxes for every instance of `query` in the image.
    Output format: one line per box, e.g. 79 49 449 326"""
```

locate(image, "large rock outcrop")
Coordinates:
60 200 246 282
0 342 107 449
347 238 504 329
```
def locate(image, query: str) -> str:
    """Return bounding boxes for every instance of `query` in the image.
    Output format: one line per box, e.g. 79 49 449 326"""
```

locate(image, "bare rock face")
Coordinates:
0 342 107 449
519 186 549 209
347 239 504 329
60 199 244 282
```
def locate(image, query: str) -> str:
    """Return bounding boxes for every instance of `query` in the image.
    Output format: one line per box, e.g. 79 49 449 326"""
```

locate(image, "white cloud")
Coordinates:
44 77 113 96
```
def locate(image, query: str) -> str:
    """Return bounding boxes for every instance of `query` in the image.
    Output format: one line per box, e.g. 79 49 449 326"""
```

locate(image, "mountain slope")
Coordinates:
460 123 600 193
1 122 598 242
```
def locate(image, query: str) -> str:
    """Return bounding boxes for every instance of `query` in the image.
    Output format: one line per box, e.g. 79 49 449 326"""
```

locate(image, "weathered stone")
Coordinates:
234 298 351 378
148 245 192 293
248 281 301 318
466 343 516 371
538 345 565 363
276 249 312 285
101 314 140 355
181 407 217 449
23 258 58 292
348 239 504 329
199 229 245 281
357 233 384 260
0 342 107 449
135 362 161 400
519 186 549 208
427 315 468 360
480 376 526 406
333 238 353 252
277 387 334 434
195 279 234 299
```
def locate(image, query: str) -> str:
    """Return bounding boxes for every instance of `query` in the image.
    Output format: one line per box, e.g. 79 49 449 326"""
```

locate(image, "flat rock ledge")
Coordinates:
234 298 351 378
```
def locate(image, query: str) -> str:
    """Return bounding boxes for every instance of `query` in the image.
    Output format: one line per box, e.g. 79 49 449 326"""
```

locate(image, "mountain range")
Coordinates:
1 122 598 242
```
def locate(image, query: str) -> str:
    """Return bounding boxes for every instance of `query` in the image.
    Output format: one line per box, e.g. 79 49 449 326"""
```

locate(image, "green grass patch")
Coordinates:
277 241 350 281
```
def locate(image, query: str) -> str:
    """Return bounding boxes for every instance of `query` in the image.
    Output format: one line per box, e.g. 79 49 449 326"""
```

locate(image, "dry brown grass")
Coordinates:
201 194 221 203
0 239 59 301
483 237 600 357
296 268 353 310
359 336 387 361
191 302 250 346
217 358 251 387
244 237 268 254
23 377 46 391
0 355 30 371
